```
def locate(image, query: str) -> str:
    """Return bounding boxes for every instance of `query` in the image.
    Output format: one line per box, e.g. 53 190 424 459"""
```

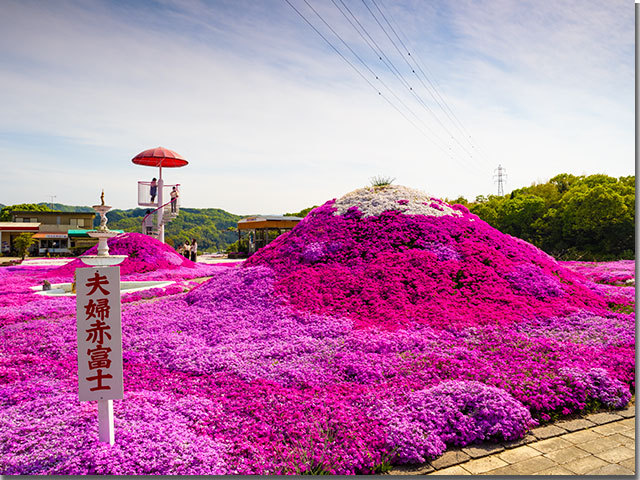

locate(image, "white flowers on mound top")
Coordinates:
332 185 463 218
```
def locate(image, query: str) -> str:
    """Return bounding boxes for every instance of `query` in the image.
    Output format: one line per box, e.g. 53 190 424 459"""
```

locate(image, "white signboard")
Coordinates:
76 266 123 402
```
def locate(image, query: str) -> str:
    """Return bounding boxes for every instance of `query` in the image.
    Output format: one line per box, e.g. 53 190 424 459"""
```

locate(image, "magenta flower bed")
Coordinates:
54 232 215 278
0 187 634 474
246 196 611 331
561 260 635 286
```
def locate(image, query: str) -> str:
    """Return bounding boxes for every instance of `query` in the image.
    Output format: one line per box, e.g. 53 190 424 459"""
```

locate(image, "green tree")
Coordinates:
105 207 242 252
284 206 318 218
549 173 579 194
445 196 469 206
496 194 546 243
465 173 634 260
469 195 505 227
14 233 37 260
0 203 56 221
560 184 633 258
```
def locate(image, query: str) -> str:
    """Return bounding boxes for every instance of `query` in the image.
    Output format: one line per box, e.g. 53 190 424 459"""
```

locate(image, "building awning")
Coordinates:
33 233 68 239
238 216 303 231
0 222 41 231
68 229 124 237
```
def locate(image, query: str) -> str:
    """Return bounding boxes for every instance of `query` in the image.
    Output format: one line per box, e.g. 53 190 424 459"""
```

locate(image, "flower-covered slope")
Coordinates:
244 185 612 330
0 234 232 329
4 263 632 474
0 186 634 475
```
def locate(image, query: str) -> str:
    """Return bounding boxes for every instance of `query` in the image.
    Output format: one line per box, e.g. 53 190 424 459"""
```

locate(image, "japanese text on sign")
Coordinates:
76 267 123 402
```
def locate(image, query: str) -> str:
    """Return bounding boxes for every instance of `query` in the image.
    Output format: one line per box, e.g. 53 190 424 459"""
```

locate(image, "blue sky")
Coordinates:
0 0 633 214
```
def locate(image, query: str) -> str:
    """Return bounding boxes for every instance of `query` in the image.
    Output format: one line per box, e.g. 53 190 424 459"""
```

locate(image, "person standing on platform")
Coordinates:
150 178 158 203
190 238 198 262
183 241 191 259
143 210 153 235
170 186 179 213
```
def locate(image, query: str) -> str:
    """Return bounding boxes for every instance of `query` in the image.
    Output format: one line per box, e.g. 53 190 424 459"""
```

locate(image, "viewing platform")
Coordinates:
137 181 181 208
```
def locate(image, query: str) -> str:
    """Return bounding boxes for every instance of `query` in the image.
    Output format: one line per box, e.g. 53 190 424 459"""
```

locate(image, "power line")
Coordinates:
302 0 432 132
328 0 481 172
334 0 411 90
282 0 460 162
360 0 479 163
284 0 486 174
372 0 495 167
369 0 469 142
321 0 469 158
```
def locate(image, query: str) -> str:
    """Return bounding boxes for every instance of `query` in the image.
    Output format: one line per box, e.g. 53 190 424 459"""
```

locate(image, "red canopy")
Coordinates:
131 147 188 168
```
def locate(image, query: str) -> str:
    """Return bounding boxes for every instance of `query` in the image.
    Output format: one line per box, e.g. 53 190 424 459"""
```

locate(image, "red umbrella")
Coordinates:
131 147 188 168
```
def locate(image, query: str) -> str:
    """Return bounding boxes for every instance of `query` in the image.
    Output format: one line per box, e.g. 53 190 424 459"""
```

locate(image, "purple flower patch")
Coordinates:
0 187 634 474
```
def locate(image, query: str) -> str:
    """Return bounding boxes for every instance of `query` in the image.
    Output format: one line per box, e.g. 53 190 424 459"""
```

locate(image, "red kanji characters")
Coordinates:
85 271 110 296
84 298 111 321
86 369 112 391
87 344 112 369
85 319 112 344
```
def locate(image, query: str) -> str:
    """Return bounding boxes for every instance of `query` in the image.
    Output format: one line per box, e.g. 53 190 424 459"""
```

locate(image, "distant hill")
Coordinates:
4 202 243 252
36 202 95 213
106 207 242 252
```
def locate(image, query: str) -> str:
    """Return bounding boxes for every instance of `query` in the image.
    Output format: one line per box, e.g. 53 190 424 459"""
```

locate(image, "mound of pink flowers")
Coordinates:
0 233 231 328
0 186 634 475
54 233 198 277
246 186 614 330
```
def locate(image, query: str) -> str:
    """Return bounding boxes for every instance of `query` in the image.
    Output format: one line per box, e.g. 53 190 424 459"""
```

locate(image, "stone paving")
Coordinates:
389 404 635 476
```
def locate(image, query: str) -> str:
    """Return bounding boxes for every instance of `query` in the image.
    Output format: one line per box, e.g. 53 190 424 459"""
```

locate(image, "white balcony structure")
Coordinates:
138 181 181 208
138 181 182 239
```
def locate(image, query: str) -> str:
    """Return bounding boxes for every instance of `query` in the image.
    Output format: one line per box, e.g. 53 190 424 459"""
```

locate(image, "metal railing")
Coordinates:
137 181 180 207
141 197 180 236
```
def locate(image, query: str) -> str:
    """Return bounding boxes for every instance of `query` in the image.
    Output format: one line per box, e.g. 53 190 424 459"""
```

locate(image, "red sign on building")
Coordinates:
76 267 123 402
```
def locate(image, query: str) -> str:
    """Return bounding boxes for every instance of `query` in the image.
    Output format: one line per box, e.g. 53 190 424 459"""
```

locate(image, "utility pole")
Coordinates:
493 165 507 196
48 195 57 210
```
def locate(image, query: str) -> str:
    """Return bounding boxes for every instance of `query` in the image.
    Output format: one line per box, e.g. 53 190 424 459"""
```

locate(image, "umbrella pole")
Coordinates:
157 165 164 243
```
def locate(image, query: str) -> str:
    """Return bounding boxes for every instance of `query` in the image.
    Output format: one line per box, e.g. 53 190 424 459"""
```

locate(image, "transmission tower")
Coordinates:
493 165 507 196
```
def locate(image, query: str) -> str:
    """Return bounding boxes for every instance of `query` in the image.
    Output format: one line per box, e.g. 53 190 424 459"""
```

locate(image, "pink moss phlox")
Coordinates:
121 283 186 303
561 260 635 286
53 232 197 277
374 381 536 463
0 191 635 475
0 261 634 473
558 367 631 409
246 201 610 330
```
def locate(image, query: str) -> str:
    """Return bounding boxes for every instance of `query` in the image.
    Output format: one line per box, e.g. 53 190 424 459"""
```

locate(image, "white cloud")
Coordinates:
0 0 632 213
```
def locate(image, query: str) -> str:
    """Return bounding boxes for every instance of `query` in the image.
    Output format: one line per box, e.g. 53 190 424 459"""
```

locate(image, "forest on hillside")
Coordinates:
0 204 241 253
105 208 242 252
447 173 634 261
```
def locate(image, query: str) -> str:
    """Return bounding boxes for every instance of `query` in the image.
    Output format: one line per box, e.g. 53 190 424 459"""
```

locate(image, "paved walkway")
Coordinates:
390 405 635 476
196 256 243 264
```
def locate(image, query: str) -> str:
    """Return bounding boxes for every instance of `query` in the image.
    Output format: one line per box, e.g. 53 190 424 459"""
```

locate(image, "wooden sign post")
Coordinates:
76 266 123 445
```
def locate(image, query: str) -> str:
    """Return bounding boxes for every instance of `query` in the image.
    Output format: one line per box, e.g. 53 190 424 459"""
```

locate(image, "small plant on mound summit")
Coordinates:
370 175 396 188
